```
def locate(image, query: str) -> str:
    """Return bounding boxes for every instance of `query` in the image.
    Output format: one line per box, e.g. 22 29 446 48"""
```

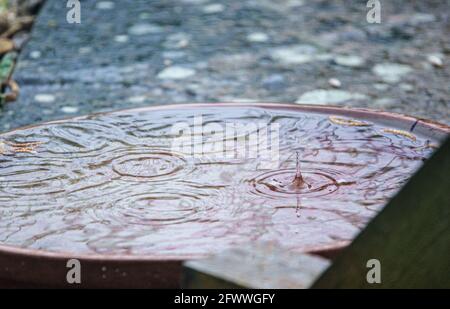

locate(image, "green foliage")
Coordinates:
0 0 8 14
0 52 16 82
0 52 17 106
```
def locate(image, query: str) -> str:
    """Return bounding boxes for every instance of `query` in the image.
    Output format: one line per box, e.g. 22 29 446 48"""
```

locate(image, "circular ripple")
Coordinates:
246 168 341 198
90 191 200 226
0 105 443 257
37 121 126 155
0 165 68 197
112 150 189 182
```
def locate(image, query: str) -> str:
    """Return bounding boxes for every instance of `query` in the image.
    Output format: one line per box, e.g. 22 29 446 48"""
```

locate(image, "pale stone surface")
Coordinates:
61 106 79 114
114 35 129 43
334 55 364 67
271 45 331 65
34 94 55 103
328 78 342 88
157 66 196 79
128 23 163 36
96 1 115 10
203 4 225 14
373 63 413 83
296 89 368 105
29 50 41 59
247 32 269 43
128 96 147 104
427 54 444 68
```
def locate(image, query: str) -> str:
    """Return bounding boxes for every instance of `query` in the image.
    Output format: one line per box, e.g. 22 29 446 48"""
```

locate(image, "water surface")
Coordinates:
0 106 440 257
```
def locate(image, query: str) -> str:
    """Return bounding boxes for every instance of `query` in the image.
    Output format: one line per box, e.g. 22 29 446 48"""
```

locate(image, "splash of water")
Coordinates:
291 151 312 191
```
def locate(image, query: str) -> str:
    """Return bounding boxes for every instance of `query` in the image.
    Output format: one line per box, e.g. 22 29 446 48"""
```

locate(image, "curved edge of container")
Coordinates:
0 103 449 288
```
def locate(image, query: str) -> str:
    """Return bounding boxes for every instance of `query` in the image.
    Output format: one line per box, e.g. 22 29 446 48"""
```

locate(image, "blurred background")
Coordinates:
0 0 448 132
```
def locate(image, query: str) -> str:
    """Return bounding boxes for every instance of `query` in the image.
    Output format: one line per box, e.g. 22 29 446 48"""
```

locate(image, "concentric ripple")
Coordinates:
246 168 341 198
112 149 189 182
90 191 200 226
0 106 444 257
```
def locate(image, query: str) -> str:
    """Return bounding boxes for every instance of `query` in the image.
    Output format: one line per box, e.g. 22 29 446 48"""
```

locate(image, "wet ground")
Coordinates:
0 0 449 132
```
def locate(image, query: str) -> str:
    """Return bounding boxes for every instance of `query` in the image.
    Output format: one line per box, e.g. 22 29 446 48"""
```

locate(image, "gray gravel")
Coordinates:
1 0 449 132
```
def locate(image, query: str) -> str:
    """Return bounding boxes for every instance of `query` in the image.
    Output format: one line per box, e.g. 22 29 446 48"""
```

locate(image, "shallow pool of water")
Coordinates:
0 105 443 257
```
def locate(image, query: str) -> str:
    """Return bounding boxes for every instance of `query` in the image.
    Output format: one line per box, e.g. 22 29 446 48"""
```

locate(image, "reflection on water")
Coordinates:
0 106 441 257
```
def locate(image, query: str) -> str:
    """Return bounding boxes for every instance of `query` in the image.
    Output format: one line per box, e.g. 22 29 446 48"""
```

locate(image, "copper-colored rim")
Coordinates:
2 103 449 136
0 103 448 287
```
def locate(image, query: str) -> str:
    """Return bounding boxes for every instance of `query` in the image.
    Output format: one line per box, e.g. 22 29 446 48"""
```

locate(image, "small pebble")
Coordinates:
247 32 269 43
61 106 79 114
328 78 342 88
296 89 368 105
30 50 41 59
203 4 225 14
114 35 129 43
427 54 443 68
334 55 364 67
128 24 163 36
157 66 196 80
96 1 115 10
271 45 333 65
34 94 55 103
128 96 147 104
373 63 413 83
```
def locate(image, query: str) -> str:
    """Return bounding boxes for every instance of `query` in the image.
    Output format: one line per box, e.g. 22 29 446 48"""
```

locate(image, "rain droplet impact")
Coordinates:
112 149 189 182
0 106 444 257
247 169 340 199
